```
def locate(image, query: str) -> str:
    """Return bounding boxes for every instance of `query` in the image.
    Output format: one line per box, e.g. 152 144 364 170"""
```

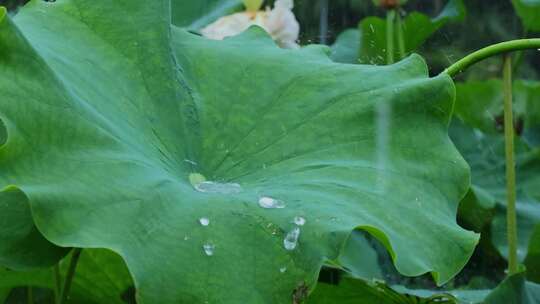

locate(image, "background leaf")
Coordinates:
451 80 540 284
0 187 67 270
524 226 540 283
511 0 540 32
330 28 361 64
359 0 465 65
0 249 133 304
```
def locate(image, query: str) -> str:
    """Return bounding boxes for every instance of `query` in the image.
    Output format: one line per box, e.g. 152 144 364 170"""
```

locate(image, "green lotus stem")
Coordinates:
443 39 540 77
386 10 396 64
395 10 406 60
53 264 62 304
27 286 33 304
59 248 83 304
503 54 519 276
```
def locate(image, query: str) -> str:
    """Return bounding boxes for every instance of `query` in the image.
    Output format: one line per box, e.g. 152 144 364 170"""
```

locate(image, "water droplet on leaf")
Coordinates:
199 217 210 226
293 216 306 226
184 159 198 166
189 173 206 186
189 173 241 194
203 243 215 256
194 181 242 194
258 196 285 209
283 227 300 250
280 267 287 273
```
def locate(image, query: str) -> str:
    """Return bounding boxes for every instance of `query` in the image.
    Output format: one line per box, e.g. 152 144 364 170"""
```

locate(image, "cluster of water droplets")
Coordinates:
256 196 306 251
283 215 306 251
198 216 214 256
283 227 301 251
189 170 307 259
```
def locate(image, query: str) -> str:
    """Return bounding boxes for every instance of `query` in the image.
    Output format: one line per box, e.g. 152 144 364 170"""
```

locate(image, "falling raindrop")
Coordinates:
184 159 198 166
280 267 287 273
194 181 242 194
258 196 286 209
293 216 306 226
184 235 189 241
283 227 300 250
203 243 215 256
199 217 210 226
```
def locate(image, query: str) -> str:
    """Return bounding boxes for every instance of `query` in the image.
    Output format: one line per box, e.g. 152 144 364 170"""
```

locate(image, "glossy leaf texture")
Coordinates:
358 0 465 65
0 0 477 303
512 0 540 32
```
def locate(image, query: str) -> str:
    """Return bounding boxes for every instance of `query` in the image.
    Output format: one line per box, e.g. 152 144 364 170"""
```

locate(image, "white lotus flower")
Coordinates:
201 0 300 49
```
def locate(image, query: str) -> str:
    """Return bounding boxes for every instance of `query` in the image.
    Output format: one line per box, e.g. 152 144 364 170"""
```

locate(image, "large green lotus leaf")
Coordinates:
359 0 465 65
453 80 540 147
172 0 242 30
512 0 540 32
0 0 478 302
0 186 68 270
0 7 68 271
0 249 133 304
450 119 540 281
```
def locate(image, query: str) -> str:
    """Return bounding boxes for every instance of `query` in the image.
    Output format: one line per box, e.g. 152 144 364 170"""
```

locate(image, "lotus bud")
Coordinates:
372 0 406 9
